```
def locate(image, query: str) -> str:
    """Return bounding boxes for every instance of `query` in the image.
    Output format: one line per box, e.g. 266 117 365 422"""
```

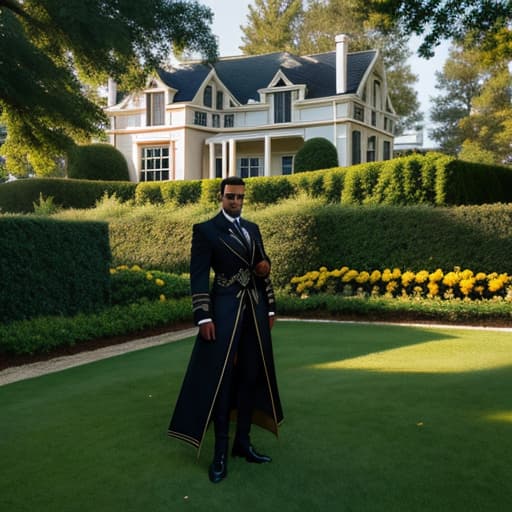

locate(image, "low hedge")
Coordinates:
0 216 111 322
0 298 192 356
0 178 136 213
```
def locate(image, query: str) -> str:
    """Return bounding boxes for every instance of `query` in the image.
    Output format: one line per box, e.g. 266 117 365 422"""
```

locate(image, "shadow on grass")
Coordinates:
1 321 512 511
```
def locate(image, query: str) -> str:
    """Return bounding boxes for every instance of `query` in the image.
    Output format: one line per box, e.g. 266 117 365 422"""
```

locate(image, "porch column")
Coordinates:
228 139 236 176
264 135 271 177
208 143 216 179
222 141 228 178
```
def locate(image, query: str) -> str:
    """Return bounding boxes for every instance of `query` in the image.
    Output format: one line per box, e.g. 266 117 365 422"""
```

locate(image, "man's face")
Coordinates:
221 184 245 217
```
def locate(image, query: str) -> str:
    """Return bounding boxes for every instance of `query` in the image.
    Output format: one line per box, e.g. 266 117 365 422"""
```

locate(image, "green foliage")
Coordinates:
244 175 295 205
0 0 217 172
293 137 339 173
110 267 190 305
0 298 192 356
135 182 164 205
161 180 202 206
67 143 130 181
200 178 222 206
0 217 111 323
0 178 136 213
32 193 61 216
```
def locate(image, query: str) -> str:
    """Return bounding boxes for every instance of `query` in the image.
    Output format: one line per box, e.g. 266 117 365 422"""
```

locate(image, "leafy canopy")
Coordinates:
0 0 218 174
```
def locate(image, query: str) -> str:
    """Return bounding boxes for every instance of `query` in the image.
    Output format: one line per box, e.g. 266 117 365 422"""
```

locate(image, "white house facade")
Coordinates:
105 35 397 183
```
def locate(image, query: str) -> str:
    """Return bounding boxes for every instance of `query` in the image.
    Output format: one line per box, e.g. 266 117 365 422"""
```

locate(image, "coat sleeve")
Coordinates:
190 223 213 325
253 224 276 315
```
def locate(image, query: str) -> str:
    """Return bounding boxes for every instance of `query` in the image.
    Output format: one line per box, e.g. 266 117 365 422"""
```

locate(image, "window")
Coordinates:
146 92 165 126
194 111 207 126
383 140 391 160
384 117 394 133
354 104 364 122
203 85 212 107
239 157 262 178
373 80 381 110
212 114 220 128
367 136 376 162
371 110 377 127
352 131 361 165
274 91 291 123
216 91 224 110
282 156 293 175
140 146 170 182
224 114 234 128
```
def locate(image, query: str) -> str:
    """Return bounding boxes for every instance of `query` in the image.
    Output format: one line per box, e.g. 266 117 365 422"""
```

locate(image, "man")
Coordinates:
168 176 284 483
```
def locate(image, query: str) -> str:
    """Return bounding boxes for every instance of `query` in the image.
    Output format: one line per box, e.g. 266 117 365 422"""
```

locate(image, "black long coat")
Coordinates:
168 211 284 455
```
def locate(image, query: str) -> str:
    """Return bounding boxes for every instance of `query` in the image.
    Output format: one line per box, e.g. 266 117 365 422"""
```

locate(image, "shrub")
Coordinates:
135 183 164 205
293 137 339 173
0 178 136 213
0 217 111 323
161 180 202 205
68 143 130 181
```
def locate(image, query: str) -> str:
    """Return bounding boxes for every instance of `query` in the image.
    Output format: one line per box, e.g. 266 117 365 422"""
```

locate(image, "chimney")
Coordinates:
107 77 117 107
335 34 348 94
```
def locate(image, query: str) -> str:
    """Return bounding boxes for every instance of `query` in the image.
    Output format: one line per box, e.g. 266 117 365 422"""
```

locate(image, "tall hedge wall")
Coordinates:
0 178 136 213
105 201 512 288
0 217 111 322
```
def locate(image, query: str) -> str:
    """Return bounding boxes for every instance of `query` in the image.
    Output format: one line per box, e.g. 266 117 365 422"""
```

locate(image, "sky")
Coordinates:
199 0 451 146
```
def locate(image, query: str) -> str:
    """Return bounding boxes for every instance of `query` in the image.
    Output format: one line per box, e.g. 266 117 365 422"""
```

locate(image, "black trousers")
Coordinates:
213 306 262 456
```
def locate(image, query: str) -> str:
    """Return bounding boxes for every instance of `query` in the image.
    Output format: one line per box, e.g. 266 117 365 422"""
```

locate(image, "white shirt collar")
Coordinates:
222 209 241 223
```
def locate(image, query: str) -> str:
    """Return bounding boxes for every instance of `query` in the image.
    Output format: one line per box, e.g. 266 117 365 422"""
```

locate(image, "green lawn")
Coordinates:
1 320 512 511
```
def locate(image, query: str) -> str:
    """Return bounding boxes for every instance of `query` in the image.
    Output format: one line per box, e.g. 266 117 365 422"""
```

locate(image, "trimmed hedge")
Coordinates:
294 137 339 172
67 143 130 181
102 199 512 288
0 178 136 213
0 217 111 322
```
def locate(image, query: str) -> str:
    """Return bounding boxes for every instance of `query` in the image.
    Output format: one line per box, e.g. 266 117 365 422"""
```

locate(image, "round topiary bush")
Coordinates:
68 143 130 181
294 137 339 173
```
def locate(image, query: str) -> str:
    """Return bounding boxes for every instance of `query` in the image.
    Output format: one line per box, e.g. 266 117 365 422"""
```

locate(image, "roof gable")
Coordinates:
156 49 378 105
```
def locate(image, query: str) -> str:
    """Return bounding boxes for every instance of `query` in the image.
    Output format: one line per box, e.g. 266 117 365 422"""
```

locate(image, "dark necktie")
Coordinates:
234 218 250 249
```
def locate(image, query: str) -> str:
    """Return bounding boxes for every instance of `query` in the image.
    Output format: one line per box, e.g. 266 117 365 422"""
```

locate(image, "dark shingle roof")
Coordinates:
157 50 376 105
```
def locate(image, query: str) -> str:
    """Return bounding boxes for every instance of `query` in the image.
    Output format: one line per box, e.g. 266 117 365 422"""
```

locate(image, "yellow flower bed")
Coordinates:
290 265 512 302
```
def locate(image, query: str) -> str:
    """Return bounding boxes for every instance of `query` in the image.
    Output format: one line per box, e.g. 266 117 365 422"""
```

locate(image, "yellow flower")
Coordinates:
414 270 429 284
146 272 153 280
116 265 129 271
155 278 165 287
381 269 392 282
429 269 444 282
159 294 166 302
342 269 359 282
427 282 439 297
392 268 401 280
109 268 117 274
319 266 328 273
370 270 381 284
386 281 398 294
401 271 415 287
131 265 142 272
356 271 370 284
459 278 475 296
488 279 504 293
475 272 486 281
443 271 459 287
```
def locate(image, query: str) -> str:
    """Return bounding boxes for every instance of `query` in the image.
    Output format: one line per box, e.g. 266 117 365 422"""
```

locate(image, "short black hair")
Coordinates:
220 176 245 195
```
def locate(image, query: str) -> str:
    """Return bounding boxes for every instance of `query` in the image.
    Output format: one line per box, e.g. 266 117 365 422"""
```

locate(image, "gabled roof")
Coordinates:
156 50 377 105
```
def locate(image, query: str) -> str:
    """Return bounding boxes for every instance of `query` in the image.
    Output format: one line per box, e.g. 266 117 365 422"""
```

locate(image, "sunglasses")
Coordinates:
223 193 245 200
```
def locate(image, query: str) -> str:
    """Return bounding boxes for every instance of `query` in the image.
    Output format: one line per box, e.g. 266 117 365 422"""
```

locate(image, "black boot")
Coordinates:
232 440 271 463
208 452 227 483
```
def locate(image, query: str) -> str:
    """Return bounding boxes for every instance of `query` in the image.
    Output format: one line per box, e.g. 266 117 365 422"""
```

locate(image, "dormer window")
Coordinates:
216 91 223 110
203 85 212 107
146 91 165 126
274 90 291 123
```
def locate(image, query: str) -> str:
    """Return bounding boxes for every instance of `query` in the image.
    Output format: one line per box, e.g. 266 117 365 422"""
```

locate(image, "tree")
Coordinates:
369 0 512 58
0 0 217 175
239 0 303 54
429 45 483 154
294 137 338 172
240 0 423 133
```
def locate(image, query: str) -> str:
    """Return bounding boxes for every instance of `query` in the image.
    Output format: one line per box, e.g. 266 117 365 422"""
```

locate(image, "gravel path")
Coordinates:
0 327 197 387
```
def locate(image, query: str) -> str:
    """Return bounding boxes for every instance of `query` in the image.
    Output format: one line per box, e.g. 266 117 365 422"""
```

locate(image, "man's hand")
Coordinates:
199 321 216 341
254 259 270 277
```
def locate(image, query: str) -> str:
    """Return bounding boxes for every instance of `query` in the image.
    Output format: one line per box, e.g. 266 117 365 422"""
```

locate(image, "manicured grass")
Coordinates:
1 321 512 511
